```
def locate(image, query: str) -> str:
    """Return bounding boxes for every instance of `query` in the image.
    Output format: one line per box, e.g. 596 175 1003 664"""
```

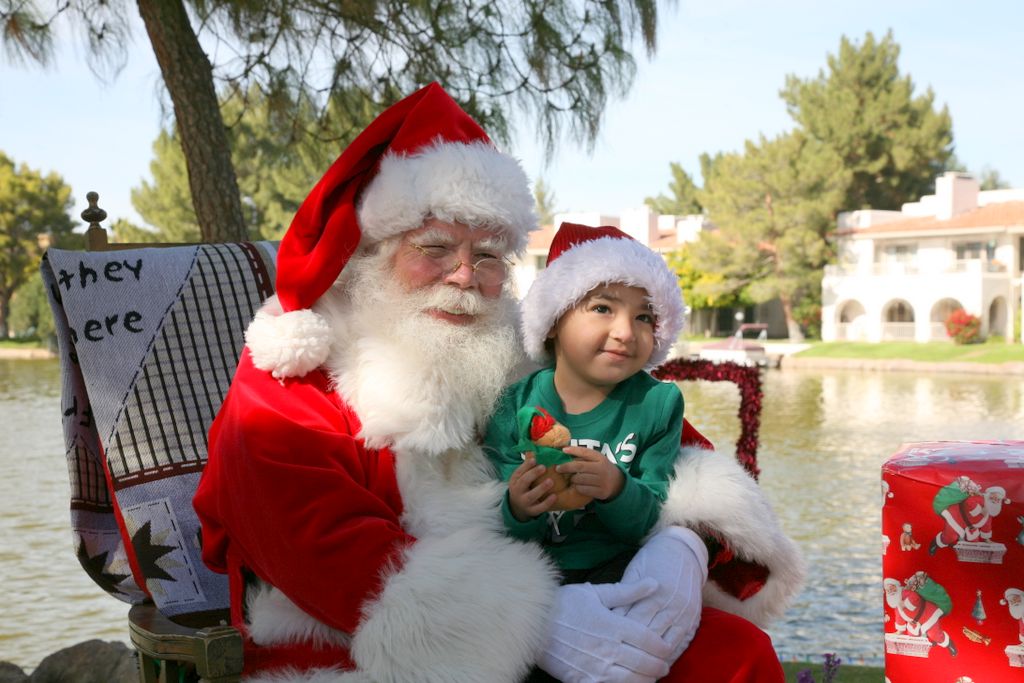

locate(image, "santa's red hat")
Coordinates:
1001 588 1024 606
245 82 536 378
520 222 686 369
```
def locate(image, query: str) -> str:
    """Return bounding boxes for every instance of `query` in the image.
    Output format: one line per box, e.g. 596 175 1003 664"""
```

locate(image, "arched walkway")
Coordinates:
930 298 963 341
882 299 915 341
836 300 867 341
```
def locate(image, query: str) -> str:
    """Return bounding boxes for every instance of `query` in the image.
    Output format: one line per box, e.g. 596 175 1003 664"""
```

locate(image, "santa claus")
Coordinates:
1002 588 1024 646
193 83 803 682
886 572 957 656
929 476 1009 554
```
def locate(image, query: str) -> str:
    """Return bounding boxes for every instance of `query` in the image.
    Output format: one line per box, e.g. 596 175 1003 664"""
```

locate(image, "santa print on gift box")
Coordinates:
1003 588 1024 649
883 571 958 658
928 475 1011 563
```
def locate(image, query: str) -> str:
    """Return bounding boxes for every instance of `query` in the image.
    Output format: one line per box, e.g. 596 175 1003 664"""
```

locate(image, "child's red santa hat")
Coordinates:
520 222 686 369
245 82 536 378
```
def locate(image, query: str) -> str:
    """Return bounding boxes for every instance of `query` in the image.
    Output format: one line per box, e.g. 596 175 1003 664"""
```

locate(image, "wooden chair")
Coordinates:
44 193 267 682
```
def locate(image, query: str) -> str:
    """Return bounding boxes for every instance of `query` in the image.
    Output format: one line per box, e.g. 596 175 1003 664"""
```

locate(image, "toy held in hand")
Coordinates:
515 406 593 511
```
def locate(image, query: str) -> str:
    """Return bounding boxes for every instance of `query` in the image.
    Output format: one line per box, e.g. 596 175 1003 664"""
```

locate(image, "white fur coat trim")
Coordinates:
655 447 805 627
351 527 558 683
357 140 536 253
520 235 686 368
243 529 556 683
245 296 332 379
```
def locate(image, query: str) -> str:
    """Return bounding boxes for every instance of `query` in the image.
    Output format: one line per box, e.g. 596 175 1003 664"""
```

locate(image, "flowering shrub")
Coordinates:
944 309 982 344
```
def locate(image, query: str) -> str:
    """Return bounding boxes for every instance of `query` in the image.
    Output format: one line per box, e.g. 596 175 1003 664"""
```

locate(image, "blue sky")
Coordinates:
1 0 1022 228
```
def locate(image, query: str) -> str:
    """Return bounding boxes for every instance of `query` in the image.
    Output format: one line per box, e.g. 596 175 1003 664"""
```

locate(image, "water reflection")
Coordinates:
2 359 1022 669
0 359 129 670
750 368 1023 666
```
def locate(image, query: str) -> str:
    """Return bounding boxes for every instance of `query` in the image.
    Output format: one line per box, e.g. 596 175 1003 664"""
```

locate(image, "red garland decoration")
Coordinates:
653 358 763 479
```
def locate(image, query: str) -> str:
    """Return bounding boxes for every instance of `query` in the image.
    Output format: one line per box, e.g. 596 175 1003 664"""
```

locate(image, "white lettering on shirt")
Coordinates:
616 433 637 463
569 433 638 464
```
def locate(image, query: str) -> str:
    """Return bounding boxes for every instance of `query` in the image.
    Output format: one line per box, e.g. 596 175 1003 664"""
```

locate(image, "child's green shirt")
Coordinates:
482 367 684 570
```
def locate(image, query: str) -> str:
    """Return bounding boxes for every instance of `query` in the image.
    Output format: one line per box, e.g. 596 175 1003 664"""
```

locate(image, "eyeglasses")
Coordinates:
406 243 512 286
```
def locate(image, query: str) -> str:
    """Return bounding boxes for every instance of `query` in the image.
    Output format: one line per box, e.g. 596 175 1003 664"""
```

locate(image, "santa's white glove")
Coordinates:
538 579 674 683
614 526 708 661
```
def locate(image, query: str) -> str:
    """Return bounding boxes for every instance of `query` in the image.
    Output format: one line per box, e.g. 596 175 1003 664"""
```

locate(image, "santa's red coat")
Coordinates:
937 494 993 546
893 590 950 647
195 349 801 681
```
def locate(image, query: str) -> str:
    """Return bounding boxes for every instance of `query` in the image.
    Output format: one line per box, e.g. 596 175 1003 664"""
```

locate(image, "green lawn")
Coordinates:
0 338 47 349
793 340 1024 364
782 660 885 682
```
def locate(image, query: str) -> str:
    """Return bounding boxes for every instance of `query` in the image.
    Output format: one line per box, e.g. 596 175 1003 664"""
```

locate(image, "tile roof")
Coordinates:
525 224 679 253
849 201 1024 236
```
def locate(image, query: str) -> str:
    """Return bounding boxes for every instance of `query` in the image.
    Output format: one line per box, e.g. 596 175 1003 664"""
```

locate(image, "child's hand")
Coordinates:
557 446 625 501
508 455 556 521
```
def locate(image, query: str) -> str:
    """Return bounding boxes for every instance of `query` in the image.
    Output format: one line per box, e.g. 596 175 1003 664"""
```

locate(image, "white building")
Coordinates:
510 205 707 295
821 172 1024 343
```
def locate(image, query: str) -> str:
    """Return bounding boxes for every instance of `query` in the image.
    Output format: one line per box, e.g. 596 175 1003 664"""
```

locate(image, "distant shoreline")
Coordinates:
5 344 1024 375
0 347 55 360
780 354 1024 376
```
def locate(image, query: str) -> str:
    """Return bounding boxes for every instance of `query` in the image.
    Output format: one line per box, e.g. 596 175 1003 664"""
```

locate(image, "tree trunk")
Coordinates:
0 292 10 339
780 296 805 342
136 0 247 243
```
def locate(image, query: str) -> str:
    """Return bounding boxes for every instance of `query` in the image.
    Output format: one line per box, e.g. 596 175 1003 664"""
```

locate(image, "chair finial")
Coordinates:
82 191 107 225
83 191 110 250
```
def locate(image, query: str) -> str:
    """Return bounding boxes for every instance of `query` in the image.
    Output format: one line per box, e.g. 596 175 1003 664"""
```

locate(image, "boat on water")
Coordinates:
698 323 769 366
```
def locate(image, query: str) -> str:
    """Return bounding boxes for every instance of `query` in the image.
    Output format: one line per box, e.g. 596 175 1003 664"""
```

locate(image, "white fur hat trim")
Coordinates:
357 139 536 253
245 296 332 379
521 236 686 368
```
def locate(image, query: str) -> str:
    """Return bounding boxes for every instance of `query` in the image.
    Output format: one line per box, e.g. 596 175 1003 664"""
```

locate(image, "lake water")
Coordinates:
2 357 1022 670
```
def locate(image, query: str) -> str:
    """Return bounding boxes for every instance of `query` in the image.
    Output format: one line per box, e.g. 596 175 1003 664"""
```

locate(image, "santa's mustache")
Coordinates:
416 284 489 316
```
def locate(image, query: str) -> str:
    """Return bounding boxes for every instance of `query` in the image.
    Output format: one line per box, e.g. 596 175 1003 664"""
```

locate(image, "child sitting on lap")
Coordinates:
484 222 709 679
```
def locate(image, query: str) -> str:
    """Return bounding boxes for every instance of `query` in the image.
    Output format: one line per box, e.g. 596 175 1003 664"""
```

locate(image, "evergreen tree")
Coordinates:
130 130 202 242
0 151 77 338
978 166 1010 191
129 86 360 241
646 162 702 215
9 271 56 341
3 0 664 242
780 30 954 210
696 132 849 340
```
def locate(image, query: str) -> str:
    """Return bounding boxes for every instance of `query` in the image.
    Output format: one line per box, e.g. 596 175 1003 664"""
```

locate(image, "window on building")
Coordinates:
879 244 916 263
954 241 995 261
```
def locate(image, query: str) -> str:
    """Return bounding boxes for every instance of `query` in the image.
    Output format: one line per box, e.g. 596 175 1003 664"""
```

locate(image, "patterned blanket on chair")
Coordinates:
42 242 277 624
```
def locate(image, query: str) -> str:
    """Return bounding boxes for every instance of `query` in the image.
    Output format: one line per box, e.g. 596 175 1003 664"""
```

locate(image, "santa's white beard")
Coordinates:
1008 600 1024 621
985 496 1005 517
317 244 523 455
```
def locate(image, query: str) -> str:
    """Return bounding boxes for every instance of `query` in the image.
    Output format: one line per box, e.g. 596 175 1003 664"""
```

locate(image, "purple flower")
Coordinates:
796 670 815 683
822 652 842 683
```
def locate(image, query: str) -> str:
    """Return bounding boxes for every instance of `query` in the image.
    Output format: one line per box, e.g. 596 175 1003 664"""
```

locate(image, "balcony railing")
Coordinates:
834 322 868 341
929 322 952 342
825 263 917 277
951 259 1008 273
825 259 1008 277
881 322 916 341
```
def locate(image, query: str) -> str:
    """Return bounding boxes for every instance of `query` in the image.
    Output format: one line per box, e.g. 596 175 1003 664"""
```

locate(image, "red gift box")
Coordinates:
882 441 1024 681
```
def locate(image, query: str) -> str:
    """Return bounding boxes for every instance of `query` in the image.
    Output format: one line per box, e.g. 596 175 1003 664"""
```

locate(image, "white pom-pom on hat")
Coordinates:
245 297 332 379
